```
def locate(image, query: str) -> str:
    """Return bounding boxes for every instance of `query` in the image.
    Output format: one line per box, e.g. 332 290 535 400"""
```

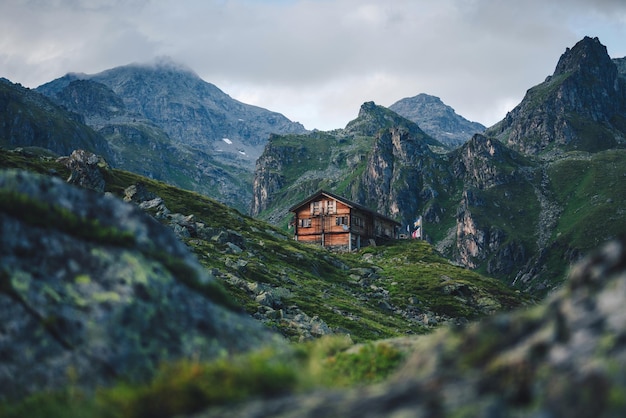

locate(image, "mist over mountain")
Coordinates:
35 59 307 211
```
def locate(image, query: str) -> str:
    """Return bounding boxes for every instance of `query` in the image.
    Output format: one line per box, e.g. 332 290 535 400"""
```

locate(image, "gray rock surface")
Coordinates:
486 36 626 155
0 169 283 401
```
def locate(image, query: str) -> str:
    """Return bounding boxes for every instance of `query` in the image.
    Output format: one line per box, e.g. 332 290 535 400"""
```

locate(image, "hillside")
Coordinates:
3 159 625 416
1 148 524 345
35 59 307 211
252 36 626 296
0 78 112 159
0 146 531 415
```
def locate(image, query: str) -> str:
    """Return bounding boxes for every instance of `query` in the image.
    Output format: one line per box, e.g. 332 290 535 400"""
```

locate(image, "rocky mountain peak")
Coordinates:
552 36 615 80
485 36 626 156
345 101 443 148
35 59 307 212
345 101 408 136
389 93 486 148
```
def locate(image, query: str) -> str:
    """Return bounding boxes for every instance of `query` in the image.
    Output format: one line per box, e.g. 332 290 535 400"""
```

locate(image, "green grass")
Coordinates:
0 336 406 418
534 149 626 289
549 150 626 251
0 148 69 177
353 240 526 319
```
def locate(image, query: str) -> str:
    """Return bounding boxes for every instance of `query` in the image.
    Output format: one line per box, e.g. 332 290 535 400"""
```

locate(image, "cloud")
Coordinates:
1 0 625 131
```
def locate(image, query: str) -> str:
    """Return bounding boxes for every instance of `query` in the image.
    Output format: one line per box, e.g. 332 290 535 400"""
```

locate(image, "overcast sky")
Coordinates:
1 0 625 131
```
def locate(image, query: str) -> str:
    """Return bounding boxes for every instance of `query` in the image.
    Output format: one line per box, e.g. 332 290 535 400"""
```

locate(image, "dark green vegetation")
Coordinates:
0 79 112 158
0 336 405 418
542 149 626 286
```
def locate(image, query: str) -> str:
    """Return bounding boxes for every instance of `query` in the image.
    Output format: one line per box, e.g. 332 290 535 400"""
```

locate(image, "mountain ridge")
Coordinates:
0 78 113 159
389 93 486 148
252 36 626 295
35 61 307 211
485 36 626 156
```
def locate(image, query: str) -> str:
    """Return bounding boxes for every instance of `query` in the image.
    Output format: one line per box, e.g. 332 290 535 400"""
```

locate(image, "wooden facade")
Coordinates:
289 190 401 251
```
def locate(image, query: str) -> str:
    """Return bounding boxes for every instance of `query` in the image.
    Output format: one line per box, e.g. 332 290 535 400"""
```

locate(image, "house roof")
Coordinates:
289 189 401 226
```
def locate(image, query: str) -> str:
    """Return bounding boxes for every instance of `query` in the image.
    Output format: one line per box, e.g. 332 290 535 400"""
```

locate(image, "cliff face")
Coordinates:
251 102 449 226
250 134 289 217
449 135 533 272
486 36 626 155
358 126 439 220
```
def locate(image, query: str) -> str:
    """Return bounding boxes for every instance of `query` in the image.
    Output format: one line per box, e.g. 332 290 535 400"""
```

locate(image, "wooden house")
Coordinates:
289 190 401 251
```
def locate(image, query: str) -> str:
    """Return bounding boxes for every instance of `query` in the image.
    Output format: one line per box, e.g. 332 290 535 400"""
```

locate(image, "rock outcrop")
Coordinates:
0 169 283 401
57 149 110 192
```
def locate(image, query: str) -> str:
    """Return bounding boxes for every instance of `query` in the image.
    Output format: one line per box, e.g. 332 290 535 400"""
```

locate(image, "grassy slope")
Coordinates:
1 148 525 342
541 149 626 286
0 148 529 417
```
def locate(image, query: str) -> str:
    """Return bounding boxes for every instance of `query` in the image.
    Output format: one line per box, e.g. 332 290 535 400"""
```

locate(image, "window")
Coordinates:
335 216 349 226
326 200 336 214
351 216 364 227
311 201 321 215
299 218 312 228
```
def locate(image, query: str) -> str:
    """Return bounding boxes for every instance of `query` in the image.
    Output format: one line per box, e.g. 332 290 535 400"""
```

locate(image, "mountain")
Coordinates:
485 36 626 155
35 59 307 211
389 93 486 148
251 101 449 225
252 37 626 295
0 78 113 158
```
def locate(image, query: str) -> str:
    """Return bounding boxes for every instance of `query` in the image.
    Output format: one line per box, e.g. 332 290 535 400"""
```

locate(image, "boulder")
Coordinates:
0 169 283 401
